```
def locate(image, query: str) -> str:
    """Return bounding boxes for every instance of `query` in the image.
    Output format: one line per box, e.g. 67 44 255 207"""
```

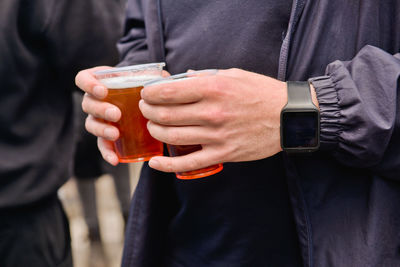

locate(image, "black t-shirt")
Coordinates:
156 1 303 266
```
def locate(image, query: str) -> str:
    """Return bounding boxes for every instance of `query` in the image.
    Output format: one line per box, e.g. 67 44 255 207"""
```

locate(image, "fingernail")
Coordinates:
105 107 119 121
149 159 160 169
104 127 118 140
93 85 107 98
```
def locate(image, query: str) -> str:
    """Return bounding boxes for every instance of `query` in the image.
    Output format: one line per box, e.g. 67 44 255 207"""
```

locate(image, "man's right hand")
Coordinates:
75 66 121 165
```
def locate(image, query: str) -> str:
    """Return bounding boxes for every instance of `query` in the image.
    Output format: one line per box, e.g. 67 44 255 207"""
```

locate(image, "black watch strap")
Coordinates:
285 81 316 109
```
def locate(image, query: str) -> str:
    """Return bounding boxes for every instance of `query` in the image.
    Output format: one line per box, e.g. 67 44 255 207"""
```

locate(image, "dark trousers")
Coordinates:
0 195 73 267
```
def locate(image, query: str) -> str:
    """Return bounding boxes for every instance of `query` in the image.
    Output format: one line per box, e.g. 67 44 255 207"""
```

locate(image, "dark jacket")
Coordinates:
0 0 125 208
119 1 400 266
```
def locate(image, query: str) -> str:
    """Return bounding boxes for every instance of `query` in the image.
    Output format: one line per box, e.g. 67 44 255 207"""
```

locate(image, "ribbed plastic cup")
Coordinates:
94 63 165 163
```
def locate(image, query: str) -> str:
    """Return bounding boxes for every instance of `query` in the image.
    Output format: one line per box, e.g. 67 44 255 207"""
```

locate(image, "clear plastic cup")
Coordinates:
94 63 165 163
145 70 223 179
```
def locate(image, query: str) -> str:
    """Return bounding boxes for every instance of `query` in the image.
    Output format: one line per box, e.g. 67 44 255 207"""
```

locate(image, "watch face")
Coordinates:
282 111 319 148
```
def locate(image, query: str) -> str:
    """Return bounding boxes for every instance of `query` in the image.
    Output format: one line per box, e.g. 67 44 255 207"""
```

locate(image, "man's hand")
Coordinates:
140 68 288 173
75 66 122 165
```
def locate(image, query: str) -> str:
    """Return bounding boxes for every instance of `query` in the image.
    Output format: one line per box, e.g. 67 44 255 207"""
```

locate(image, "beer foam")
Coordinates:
99 75 161 89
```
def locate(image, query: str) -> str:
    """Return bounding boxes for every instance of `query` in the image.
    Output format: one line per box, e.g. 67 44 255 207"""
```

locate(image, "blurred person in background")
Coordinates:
72 90 131 267
0 0 125 266
77 1 400 267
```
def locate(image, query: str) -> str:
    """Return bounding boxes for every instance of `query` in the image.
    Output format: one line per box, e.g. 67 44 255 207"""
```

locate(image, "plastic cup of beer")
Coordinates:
144 70 223 179
94 63 165 163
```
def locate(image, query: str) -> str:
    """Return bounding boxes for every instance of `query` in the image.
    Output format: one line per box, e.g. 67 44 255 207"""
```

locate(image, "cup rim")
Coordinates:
94 62 166 76
144 69 218 87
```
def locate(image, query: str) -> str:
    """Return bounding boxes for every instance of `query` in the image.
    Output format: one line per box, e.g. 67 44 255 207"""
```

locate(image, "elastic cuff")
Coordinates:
309 76 342 150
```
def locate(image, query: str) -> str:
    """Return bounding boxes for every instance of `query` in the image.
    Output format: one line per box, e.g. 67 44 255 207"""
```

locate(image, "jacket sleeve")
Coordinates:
309 45 400 180
117 0 150 66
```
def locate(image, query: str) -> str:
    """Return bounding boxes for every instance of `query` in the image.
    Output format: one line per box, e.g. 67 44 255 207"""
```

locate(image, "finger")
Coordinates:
141 75 213 104
217 68 244 78
162 70 171 77
146 121 217 145
85 115 120 141
75 66 111 99
139 100 213 126
148 147 222 173
98 137 119 166
82 93 121 122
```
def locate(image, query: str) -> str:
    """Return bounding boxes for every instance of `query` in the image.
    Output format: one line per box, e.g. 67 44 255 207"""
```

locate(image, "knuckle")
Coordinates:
94 107 104 119
214 76 229 95
165 160 174 173
97 140 107 158
186 157 201 171
219 128 232 142
147 122 160 140
209 127 232 146
228 68 241 76
159 87 176 102
85 116 107 138
206 75 220 93
158 109 172 124
210 128 225 143
88 102 101 118
166 129 180 144
203 107 226 125
221 144 234 159
81 94 103 118
97 137 111 155
76 71 92 90
74 71 82 86
197 75 215 97
84 116 95 134
81 98 89 113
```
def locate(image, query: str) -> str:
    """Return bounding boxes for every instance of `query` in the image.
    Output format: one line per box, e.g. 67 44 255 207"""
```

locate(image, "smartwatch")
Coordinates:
280 81 320 153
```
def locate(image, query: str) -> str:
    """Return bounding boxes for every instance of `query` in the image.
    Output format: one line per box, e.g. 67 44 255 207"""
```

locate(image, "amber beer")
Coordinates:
95 63 165 163
105 79 163 162
167 144 223 179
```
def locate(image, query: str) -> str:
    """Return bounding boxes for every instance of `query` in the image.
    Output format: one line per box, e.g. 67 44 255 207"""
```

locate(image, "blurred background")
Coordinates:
59 162 142 267
57 1 131 266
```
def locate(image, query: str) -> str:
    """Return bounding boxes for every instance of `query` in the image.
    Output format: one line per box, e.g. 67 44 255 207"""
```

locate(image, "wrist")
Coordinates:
310 83 320 110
